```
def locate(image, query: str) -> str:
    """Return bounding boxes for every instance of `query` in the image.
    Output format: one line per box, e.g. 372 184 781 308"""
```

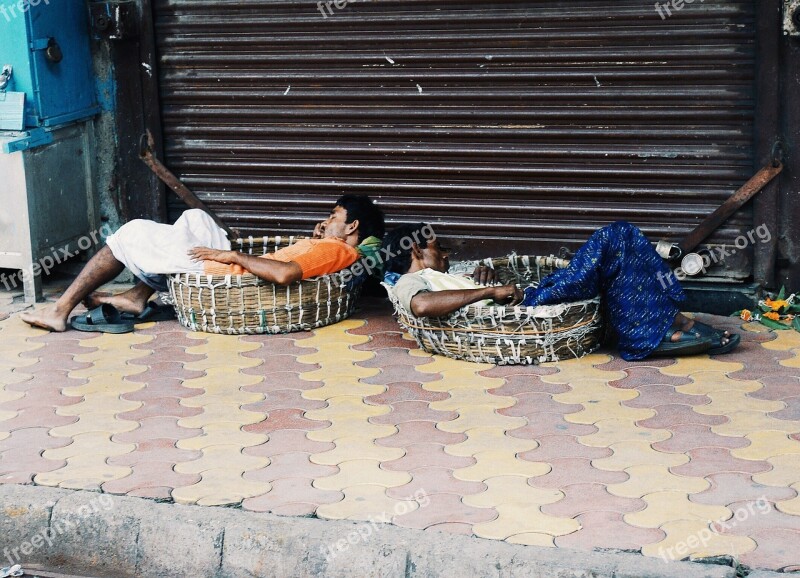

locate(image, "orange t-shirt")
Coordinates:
203 238 359 279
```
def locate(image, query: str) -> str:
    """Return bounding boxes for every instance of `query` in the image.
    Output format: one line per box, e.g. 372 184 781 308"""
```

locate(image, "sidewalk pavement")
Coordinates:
1 280 800 574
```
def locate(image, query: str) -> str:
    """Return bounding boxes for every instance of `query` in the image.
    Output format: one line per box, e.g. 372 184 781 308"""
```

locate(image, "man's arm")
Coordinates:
188 248 303 285
410 285 524 318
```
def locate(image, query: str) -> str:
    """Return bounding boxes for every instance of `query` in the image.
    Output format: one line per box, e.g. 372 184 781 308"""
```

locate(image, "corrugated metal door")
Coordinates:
153 0 756 277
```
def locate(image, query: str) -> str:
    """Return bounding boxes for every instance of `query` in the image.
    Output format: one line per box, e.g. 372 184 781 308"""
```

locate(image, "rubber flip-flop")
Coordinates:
121 302 176 323
649 329 713 358
690 320 741 355
70 304 135 334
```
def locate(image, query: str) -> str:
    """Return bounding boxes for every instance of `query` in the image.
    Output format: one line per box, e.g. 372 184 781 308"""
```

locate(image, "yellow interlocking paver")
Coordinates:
779 352 800 369
712 411 800 437
541 358 625 384
172 469 272 506
174 444 270 474
299 365 378 382
625 492 731 528
49 413 139 437
644 520 756 561
56 394 140 416
429 389 516 411
301 378 384 401
659 357 744 377
731 431 800 461
741 322 770 333
608 465 709 498
693 390 784 416
178 405 266 429
464 476 563 508
176 422 268 450
674 373 763 396
310 436 405 466
752 455 800 487
593 441 688 471
437 408 526 433
761 330 800 351
473 503 581 540
454 450 550 482
775 484 800 516
506 533 556 547
563 400 654 425
581 418 671 447
445 427 539 458
316 484 414 522
313 459 411 491
554 380 639 402
37 432 135 489
306 396 390 422
308 420 397 443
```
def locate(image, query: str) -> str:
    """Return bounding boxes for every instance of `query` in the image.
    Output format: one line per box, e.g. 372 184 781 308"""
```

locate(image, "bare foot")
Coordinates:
20 306 68 332
83 290 148 315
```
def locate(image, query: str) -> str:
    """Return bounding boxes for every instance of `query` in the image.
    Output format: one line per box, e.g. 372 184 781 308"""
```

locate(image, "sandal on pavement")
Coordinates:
649 328 713 358
690 320 741 355
70 304 135 334
121 302 176 323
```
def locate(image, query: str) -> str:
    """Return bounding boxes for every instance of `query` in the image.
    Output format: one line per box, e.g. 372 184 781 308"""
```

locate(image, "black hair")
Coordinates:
382 222 432 275
335 194 385 243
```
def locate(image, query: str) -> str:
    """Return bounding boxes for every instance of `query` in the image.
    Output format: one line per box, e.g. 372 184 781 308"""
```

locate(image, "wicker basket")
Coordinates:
384 254 603 365
168 236 366 335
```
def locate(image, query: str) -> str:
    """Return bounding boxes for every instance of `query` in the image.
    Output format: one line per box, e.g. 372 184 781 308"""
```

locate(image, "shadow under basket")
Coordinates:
168 236 366 335
384 255 603 365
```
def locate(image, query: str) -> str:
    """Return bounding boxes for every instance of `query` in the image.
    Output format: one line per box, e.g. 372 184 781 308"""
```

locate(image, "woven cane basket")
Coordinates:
168 236 366 335
384 254 603 365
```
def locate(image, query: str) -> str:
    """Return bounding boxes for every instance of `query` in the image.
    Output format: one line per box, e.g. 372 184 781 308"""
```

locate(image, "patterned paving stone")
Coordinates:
670 448 771 478
608 366 693 390
479 364 560 379
370 401 456 425
555 511 664 552
1 407 78 431
383 443 474 471
364 382 448 405
393 492 497 530
117 397 202 421
242 389 327 414
112 417 203 444
244 452 339 483
121 378 203 402
637 404 727 429
242 477 343 514
644 519 756 561
310 436 404 466
245 409 331 435
313 459 411 490
518 435 612 462
541 482 643 517
108 438 201 466
359 348 432 368
102 461 201 497
747 375 800 401
624 384 709 408
690 472 797 507
768 397 800 421
316 484 418 522
652 425 748 453
244 429 334 458
499 392 583 417
528 458 629 489
507 414 598 440
376 420 466 447
385 466 486 499
739 529 800 570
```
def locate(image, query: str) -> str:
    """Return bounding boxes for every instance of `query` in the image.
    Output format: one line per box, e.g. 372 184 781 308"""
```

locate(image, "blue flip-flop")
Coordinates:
650 328 713 357
690 320 741 355
121 302 176 323
70 304 135 334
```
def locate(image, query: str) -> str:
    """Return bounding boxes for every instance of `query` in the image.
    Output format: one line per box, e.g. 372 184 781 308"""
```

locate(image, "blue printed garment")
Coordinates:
522 221 686 360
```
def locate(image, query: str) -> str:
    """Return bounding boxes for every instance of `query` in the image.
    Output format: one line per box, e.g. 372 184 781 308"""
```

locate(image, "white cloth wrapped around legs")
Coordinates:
106 209 230 288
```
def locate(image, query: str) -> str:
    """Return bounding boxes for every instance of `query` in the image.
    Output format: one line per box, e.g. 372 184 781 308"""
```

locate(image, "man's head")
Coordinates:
319 195 385 246
383 223 448 275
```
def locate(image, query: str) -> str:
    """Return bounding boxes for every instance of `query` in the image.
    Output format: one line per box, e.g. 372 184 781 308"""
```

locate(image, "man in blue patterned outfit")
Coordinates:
383 221 739 361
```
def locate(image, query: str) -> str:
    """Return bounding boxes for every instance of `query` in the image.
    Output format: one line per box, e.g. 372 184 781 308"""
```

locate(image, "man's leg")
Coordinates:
20 246 126 332
83 281 155 315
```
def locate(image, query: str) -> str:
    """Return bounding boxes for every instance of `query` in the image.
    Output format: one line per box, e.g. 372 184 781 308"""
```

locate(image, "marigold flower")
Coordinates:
765 298 790 312
740 309 752 321
764 311 781 321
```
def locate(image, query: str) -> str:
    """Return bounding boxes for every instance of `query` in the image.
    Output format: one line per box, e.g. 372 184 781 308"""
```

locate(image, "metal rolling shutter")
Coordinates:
153 0 756 276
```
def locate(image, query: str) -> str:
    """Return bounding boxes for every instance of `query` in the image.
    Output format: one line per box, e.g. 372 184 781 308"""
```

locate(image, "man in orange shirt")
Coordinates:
20 195 384 332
